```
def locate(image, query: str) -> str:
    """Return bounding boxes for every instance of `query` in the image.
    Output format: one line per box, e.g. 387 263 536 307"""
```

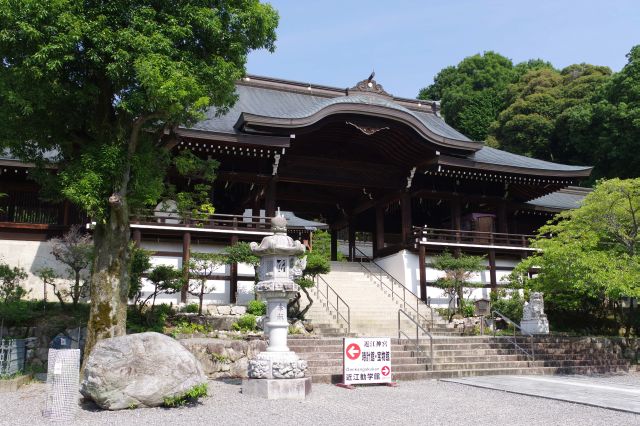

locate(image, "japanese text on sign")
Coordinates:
343 337 391 385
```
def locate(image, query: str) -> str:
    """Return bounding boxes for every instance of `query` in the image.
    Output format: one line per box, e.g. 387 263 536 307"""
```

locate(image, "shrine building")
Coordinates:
0 75 592 306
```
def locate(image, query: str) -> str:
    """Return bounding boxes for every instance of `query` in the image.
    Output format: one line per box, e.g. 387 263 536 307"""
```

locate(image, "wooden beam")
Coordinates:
400 193 412 245
229 235 239 304
375 204 385 256
419 244 427 302
489 249 497 294
181 232 191 303
265 179 277 218
330 229 338 261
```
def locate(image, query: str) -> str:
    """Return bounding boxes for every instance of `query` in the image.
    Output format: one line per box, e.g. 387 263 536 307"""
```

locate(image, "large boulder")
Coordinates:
81 332 207 410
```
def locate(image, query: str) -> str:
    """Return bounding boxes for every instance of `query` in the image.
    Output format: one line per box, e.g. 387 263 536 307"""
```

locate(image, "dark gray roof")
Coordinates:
280 211 328 231
188 84 473 142
526 187 592 210
470 146 591 172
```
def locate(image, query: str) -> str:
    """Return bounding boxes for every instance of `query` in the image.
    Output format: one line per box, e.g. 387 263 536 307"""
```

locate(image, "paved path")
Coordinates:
442 375 640 414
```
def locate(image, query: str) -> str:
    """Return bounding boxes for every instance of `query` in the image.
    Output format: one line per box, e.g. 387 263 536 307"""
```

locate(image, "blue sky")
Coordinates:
247 0 640 98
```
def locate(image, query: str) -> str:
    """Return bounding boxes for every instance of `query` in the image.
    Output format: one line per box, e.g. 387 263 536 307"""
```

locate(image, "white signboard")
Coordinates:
343 337 392 385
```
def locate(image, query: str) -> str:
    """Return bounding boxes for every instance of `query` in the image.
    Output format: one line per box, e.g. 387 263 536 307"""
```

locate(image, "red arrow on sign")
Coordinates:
345 343 361 360
381 366 390 376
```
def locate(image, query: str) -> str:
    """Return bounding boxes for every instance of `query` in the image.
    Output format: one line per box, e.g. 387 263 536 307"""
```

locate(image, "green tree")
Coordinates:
419 52 550 140
488 64 612 164
223 242 260 284
512 178 640 337
0 263 28 303
289 251 330 320
188 252 225 315
431 251 486 319
141 265 182 312
0 1 278 359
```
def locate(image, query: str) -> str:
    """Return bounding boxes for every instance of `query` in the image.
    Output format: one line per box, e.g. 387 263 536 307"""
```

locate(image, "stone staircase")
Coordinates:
288 335 630 384
304 261 457 338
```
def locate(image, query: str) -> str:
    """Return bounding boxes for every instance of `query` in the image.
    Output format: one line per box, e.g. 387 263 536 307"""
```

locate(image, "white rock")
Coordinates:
80 332 207 410
217 305 232 315
231 306 246 315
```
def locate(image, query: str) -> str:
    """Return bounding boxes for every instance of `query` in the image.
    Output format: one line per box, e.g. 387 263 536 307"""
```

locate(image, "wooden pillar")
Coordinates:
229 235 239 304
62 200 70 226
497 201 508 234
132 229 141 247
451 197 461 231
330 229 338 261
375 205 385 256
400 193 412 246
265 179 277 218
419 244 427 302
488 249 497 294
348 218 356 261
181 232 191 303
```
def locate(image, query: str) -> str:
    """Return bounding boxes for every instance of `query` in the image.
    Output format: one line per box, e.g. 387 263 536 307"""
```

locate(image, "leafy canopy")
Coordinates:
0 0 279 219
512 178 640 311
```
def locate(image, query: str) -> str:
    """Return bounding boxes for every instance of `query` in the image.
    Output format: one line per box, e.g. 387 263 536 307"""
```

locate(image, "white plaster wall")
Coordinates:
139 240 255 306
0 239 77 300
374 250 521 307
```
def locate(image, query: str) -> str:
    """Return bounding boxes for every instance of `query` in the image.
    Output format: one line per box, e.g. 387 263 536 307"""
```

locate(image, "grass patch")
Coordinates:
231 314 256 332
163 383 208 407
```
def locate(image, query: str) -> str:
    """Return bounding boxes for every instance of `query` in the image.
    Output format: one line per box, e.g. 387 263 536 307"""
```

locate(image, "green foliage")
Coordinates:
128 246 152 300
419 52 550 140
163 383 208 407
188 252 225 315
512 178 640 336
432 251 486 317
488 64 612 166
183 303 200 314
172 149 220 219
302 251 330 278
246 300 266 316
0 300 89 330
231 314 257 331
171 320 210 336
490 289 524 324
136 265 182 312
223 242 260 267
127 303 173 334
0 263 28 304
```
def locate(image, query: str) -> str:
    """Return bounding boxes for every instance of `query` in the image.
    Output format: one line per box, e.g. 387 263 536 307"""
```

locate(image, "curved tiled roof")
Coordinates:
526 187 592 210
189 84 475 144
470 146 591 172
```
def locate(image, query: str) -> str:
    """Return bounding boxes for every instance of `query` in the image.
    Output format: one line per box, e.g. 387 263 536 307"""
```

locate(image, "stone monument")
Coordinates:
242 215 311 399
520 292 549 335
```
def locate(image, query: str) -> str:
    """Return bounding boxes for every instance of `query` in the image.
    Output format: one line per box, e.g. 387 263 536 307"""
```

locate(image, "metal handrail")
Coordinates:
315 275 351 334
354 246 434 329
492 309 535 361
398 309 434 371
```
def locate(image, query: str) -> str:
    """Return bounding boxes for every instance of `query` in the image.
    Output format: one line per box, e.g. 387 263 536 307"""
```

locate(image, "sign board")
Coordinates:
343 337 391 385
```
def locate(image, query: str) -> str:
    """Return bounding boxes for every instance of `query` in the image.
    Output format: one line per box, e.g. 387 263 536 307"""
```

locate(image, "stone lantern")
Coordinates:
242 215 311 399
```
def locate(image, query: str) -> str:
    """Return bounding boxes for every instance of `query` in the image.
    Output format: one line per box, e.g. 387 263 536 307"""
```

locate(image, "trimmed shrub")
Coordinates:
246 300 266 316
231 314 257 332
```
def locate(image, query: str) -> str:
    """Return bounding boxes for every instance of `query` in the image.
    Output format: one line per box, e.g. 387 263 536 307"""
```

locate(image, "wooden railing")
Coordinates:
413 227 535 248
130 210 271 231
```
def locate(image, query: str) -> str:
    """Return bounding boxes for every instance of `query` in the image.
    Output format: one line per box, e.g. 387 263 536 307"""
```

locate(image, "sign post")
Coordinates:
338 337 395 389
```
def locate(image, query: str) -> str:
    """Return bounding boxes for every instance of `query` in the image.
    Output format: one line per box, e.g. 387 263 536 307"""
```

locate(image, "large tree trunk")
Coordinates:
83 204 130 369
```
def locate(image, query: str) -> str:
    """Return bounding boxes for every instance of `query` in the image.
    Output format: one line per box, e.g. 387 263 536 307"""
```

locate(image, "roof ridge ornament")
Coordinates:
348 72 393 98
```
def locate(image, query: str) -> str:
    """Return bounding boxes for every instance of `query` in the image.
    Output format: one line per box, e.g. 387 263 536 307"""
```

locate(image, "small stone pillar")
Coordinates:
520 292 549 335
242 216 311 399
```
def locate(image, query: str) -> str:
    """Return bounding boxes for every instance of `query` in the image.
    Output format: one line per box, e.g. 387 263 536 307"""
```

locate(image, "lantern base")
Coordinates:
242 377 312 400
247 351 308 379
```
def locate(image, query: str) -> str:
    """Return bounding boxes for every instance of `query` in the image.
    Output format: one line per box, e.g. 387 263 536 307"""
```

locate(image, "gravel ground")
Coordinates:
3 373 639 426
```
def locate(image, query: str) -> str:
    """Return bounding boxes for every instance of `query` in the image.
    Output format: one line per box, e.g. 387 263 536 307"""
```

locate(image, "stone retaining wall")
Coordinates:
179 337 267 378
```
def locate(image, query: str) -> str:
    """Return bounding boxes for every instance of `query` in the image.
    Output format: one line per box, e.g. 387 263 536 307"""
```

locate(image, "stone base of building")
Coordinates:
242 377 312 400
520 318 549 335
